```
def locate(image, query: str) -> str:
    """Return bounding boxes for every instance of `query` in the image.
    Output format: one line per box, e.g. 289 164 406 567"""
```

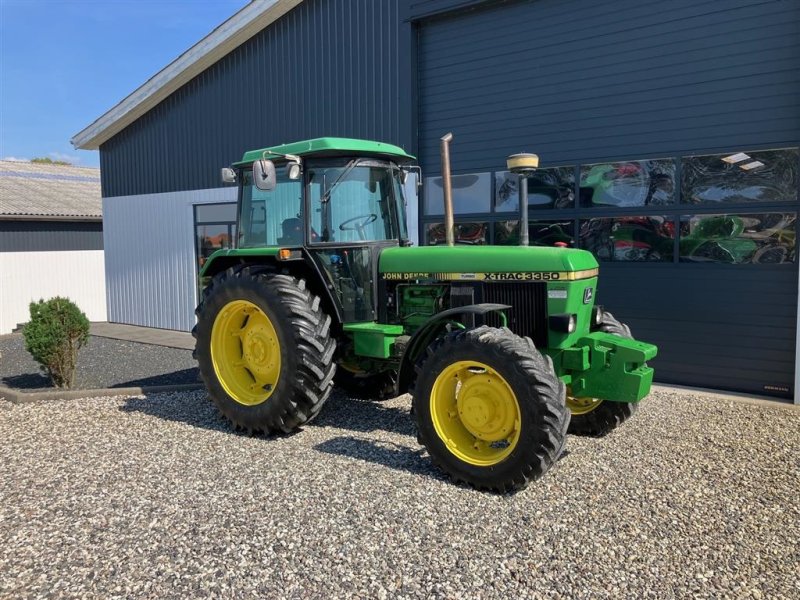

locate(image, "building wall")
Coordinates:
411 0 800 398
99 0 412 198
95 0 800 397
102 187 236 331
0 220 103 252
414 0 800 175
0 250 107 334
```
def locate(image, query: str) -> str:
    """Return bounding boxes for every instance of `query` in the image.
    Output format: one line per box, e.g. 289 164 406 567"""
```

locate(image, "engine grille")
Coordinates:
481 282 549 348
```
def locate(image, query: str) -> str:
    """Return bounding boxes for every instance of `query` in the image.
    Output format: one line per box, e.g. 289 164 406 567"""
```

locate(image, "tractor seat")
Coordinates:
277 218 303 245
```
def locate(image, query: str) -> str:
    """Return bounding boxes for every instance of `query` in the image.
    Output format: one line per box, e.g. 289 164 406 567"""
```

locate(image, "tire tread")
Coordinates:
194 266 335 433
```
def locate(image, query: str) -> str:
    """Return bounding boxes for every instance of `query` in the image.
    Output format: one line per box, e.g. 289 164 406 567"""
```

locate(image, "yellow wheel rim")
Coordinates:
566 388 603 416
211 299 281 406
430 360 521 467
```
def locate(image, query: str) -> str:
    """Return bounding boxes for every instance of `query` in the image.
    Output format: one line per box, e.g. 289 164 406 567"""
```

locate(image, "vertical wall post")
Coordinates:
795 257 800 403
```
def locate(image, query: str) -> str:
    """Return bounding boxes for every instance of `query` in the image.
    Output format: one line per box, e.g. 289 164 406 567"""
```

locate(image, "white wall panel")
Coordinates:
0 250 107 334
102 187 236 331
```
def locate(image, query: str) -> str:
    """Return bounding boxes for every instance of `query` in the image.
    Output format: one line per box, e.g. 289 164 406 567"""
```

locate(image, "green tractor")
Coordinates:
194 137 657 492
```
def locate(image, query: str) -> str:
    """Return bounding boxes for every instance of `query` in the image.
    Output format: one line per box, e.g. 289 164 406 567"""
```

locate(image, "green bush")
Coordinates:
23 297 89 389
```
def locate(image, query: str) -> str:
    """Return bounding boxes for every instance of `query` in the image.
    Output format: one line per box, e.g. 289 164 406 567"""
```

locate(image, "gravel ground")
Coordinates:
0 334 198 390
1 389 798 599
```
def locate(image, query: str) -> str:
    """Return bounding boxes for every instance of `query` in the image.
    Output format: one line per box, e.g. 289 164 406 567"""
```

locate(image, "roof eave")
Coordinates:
71 0 303 151
0 215 103 223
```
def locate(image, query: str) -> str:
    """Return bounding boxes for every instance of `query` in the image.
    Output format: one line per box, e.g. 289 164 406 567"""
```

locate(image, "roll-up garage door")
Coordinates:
416 0 800 399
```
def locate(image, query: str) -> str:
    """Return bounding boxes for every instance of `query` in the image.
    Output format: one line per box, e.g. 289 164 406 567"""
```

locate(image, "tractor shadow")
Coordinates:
313 435 447 483
120 390 236 434
114 367 201 389
312 390 417 437
119 388 417 438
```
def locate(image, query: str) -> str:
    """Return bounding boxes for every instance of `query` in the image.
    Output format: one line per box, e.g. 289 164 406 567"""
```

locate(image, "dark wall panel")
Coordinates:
0 221 103 252
417 0 800 175
416 0 799 398
597 264 797 398
101 0 411 198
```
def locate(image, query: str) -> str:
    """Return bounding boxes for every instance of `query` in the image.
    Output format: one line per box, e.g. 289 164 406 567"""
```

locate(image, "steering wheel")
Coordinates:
339 213 377 240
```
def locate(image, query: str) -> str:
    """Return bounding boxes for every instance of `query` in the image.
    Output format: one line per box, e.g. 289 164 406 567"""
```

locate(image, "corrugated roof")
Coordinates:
71 0 303 150
0 160 102 220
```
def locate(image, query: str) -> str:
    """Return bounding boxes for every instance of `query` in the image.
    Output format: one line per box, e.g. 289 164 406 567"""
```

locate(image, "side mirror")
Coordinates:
253 159 277 191
221 167 236 183
404 166 423 190
286 160 302 180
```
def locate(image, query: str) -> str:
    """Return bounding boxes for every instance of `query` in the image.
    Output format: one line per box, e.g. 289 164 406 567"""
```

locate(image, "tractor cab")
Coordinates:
224 138 417 323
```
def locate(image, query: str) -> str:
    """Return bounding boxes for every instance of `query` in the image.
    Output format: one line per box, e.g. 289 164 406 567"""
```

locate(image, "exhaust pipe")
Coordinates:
440 132 455 247
519 173 529 246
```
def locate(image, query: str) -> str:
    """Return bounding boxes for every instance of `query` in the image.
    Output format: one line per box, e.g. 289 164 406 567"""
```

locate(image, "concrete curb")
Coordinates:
0 383 205 405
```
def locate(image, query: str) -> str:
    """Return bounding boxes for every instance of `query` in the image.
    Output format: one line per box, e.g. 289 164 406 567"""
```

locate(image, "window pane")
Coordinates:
424 173 491 215
402 171 419 245
494 220 575 246
313 247 376 321
580 160 676 208
240 170 302 247
195 202 236 223
425 222 488 245
197 224 233 269
308 161 400 243
679 213 796 264
579 216 675 262
495 167 575 212
682 148 799 205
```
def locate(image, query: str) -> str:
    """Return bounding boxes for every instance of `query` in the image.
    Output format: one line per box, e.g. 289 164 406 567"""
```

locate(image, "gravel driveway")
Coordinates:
1 389 797 598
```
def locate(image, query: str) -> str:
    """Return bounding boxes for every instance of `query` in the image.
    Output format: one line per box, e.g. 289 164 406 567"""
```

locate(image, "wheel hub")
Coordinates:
565 387 603 416
429 360 521 466
211 300 281 406
457 376 515 442
243 326 276 375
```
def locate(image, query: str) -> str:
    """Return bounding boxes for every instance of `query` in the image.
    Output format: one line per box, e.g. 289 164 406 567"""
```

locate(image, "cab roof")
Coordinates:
236 137 415 165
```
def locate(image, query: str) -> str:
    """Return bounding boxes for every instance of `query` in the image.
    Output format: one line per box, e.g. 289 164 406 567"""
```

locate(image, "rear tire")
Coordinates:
194 266 336 433
567 311 638 437
412 326 569 493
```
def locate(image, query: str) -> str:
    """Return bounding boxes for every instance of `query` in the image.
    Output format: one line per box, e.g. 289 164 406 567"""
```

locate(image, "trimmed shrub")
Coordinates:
23 297 89 388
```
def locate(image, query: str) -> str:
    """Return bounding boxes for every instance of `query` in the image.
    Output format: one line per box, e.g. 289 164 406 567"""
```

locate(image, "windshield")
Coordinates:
307 159 404 243
238 168 303 247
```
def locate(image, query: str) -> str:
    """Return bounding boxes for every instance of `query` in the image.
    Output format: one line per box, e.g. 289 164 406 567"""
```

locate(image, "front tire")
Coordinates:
412 326 569 493
194 266 336 433
567 311 638 437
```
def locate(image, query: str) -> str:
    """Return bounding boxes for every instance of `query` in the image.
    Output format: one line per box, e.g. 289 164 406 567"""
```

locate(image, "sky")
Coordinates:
0 0 249 168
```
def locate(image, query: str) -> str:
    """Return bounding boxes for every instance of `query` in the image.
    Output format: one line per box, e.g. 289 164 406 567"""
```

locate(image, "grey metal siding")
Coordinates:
100 0 412 198
417 0 800 175
103 187 236 332
0 221 103 252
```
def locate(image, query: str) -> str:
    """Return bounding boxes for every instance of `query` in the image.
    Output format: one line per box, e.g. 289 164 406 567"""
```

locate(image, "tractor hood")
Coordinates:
379 246 598 279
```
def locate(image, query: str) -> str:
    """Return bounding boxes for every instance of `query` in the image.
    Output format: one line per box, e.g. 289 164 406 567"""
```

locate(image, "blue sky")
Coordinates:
0 0 248 167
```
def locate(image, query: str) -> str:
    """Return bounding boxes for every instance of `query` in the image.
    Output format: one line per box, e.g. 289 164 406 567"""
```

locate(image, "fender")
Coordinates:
197 249 345 326
395 303 511 396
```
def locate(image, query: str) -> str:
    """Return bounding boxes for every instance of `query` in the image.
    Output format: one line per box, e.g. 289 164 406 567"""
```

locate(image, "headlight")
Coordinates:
549 314 577 333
